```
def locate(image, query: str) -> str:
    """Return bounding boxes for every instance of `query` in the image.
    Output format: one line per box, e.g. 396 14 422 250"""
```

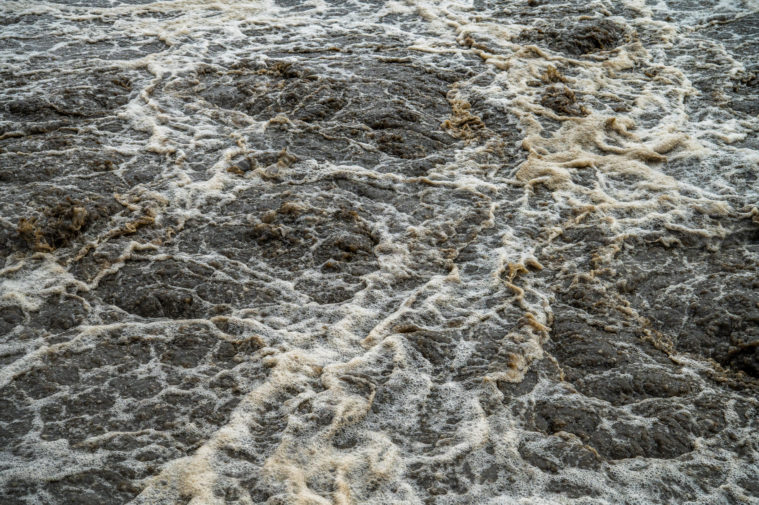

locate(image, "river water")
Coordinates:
1 1 758 504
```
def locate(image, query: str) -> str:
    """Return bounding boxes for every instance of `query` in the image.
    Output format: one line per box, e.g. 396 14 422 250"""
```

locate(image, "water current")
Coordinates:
1 1 758 504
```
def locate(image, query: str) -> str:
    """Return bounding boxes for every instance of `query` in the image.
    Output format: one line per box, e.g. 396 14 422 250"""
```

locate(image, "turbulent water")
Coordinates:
1 0 758 503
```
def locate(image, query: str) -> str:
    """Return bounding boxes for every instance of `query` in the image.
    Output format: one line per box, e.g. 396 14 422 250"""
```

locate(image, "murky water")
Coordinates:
1 1 758 504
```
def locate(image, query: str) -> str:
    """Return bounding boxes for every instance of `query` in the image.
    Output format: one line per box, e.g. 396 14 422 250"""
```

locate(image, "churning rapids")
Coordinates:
1 0 758 504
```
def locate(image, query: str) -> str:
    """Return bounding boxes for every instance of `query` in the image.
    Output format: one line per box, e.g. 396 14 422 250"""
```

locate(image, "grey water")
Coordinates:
0 1 758 504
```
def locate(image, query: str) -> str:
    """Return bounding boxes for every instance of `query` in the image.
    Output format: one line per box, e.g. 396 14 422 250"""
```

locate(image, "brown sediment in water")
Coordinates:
1 1 758 504
18 199 91 252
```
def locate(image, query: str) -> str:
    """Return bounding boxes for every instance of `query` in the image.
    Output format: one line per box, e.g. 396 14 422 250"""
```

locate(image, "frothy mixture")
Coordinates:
1 1 758 504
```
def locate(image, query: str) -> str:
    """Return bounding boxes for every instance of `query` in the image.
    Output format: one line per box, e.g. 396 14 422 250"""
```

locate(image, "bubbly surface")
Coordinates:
1 1 758 504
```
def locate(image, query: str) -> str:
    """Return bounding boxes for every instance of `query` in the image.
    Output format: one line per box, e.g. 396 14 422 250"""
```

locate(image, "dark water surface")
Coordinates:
1 0 758 504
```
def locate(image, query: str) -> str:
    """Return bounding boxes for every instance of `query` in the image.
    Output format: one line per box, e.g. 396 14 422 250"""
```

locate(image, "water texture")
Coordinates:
0 0 758 504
